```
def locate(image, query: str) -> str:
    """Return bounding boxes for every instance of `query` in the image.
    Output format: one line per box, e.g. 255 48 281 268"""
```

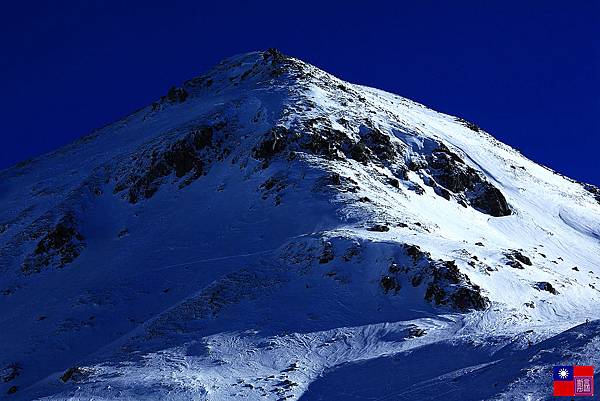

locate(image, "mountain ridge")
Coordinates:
1 49 599 400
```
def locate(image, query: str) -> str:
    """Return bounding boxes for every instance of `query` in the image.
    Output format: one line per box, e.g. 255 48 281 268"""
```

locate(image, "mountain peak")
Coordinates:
1 50 600 401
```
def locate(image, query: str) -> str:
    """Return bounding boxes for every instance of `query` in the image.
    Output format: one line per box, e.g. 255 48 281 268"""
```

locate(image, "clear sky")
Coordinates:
1 1 598 185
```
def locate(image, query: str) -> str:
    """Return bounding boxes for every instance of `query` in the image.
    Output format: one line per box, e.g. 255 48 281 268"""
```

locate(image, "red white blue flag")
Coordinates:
553 365 594 396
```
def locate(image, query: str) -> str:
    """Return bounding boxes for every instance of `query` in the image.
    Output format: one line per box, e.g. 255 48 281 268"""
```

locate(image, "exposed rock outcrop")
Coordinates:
22 214 85 274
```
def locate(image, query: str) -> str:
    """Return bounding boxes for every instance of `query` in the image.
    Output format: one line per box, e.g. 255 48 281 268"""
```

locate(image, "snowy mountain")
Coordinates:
1 49 599 400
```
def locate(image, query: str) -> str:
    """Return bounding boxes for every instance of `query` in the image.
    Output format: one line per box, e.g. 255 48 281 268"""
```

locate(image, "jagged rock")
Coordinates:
583 183 600 204
469 182 511 217
381 275 401 294
411 275 423 287
304 130 346 159
505 250 532 268
22 214 85 273
260 177 287 202
507 260 524 269
388 262 401 273
115 125 221 203
455 117 482 132
166 86 189 103
424 260 488 311
355 127 403 164
190 126 213 150
164 139 204 178
253 120 406 172
434 185 452 200
534 282 559 295
60 366 92 383
263 48 290 77
409 182 425 195
319 242 334 264
403 244 427 262
420 143 511 216
319 173 359 193
253 127 291 162
342 244 360 261
367 224 389 232
1 363 21 383
407 325 427 338
450 286 488 311
387 177 400 189
349 142 370 163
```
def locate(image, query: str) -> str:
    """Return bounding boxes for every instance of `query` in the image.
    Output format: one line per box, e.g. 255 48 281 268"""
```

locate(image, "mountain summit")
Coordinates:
1 50 599 400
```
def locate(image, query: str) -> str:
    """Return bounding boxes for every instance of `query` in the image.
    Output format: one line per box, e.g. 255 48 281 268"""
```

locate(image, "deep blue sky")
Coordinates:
1 1 599 184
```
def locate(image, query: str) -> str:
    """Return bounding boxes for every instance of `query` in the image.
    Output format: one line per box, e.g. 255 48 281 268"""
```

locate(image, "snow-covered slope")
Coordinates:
1 49 599 400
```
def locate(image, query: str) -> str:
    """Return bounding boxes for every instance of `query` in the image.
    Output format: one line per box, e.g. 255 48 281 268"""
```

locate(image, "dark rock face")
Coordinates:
421 144 511 217
304 128 347 160
583 184 600 205
252 127 290 163
355 127 404 166
1 363 21 383
455 117 482 132
380 275 401 294
534 282 559 295
367 224 389 232
427 146 473 193
60 366 92 383
150 86 190 112
505 250 532 269
252 123 407 176
252 119 506 218
22 214 85 274
317 173 359 193
407 325 426 338
166 86 189 103
423 260 488 311
506 250 532 266
469 183 512 217
319 242 334 264
506 260 525 269
349 142 370 163
448 287 488 311
262 48 292 77
403 244 425 262
114 125 224 203
260 176 287 205
382 244 488 311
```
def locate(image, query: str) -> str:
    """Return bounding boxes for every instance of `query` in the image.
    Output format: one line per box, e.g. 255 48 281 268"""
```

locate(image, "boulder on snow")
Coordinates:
505 250 533 269
367 224 389 232
60 366 93 383
407 325 427 338
534 282 559 295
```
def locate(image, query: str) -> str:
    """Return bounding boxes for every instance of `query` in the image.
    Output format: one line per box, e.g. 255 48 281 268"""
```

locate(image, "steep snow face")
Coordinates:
0 50 599 400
